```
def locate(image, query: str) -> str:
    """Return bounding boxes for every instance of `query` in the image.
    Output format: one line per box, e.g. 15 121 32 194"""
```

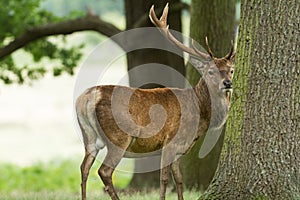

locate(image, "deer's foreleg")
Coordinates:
160 142 176 200
160 164 171 200
171 159 184 200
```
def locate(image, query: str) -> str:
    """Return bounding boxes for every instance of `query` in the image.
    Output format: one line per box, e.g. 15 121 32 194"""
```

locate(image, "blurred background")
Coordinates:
0 0 240 199
0 0 131 196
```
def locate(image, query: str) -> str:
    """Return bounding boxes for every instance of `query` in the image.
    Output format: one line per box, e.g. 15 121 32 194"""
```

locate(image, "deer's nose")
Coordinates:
223 80 232 88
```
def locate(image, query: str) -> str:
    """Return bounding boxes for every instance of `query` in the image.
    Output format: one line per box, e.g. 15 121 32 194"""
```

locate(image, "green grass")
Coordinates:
0 190 199 200
0 159 200 199
0 158 132 193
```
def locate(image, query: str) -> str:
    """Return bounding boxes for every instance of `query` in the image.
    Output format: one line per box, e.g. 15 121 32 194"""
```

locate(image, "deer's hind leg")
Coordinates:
80 126 102 200
81 144 99 200
98 136 132 200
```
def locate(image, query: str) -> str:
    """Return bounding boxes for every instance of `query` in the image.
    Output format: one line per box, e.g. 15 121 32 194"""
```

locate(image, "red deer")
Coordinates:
76 3 235 200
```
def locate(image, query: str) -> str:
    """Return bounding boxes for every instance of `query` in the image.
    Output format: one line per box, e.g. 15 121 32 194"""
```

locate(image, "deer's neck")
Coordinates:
194 78 211 115
194 79 230 130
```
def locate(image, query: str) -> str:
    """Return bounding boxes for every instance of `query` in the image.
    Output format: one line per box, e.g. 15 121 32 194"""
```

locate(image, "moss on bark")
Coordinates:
200 0 300 199
180 0 236 190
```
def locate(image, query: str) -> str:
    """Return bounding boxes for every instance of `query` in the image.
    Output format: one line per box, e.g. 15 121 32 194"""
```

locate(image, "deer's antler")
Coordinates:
225 40 235 60
149 4 211 60
205 37 214 58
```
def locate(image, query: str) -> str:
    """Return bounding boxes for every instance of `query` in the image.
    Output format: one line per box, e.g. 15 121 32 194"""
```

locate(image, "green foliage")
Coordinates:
0 0 84 84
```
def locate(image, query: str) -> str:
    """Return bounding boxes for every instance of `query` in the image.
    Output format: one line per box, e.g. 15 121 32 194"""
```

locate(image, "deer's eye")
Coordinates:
231 70 234 74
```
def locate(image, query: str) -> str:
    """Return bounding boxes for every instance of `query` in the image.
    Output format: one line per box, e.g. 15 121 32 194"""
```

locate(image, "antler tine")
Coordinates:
225 40 235 60
205 37 214 58
191 40 212 59
149 4 210 60
160 2 169 22
149 4 168 29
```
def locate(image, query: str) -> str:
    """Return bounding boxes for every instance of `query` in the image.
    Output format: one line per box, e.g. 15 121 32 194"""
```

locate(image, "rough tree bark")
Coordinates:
180 0 236 190
200 0 300 199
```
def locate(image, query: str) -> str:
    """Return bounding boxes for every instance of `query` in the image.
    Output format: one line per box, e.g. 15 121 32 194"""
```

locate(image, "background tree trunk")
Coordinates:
180 0 236 190
125 0 185 188
125 0 185 89
201 0 300 199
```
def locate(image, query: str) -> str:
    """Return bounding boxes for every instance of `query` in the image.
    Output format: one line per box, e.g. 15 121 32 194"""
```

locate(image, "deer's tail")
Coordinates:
76 87 105 155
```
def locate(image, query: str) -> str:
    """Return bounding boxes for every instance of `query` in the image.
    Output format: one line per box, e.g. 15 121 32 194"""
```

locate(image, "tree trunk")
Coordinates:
201 0 300 199
180 0 236 190
186 0 236 85
125 0 185 188
125 0 185 88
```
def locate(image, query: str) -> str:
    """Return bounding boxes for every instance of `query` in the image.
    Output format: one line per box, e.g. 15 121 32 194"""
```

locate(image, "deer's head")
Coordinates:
149 3 235 97
196 38 235 97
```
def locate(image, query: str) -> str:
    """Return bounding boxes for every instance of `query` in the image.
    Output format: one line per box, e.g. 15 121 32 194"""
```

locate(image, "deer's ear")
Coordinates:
189 57 206 75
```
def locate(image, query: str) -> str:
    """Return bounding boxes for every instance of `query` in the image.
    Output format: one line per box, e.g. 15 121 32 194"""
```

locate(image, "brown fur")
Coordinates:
93 85 208 154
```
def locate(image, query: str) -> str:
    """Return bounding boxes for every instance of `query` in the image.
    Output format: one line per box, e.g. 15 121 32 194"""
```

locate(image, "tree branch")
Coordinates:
0 14 123 60
0 2 190 61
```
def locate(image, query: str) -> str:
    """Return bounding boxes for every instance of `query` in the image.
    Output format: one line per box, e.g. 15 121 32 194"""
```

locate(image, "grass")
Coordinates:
0 158 132 193
0 158 200 199
0 190 199 200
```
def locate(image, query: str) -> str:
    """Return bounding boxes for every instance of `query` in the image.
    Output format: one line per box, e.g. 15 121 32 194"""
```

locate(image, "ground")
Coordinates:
0 190 199 200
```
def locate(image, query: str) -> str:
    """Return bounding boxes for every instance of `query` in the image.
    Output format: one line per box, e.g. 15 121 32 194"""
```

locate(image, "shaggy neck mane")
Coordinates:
193 78 212 126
